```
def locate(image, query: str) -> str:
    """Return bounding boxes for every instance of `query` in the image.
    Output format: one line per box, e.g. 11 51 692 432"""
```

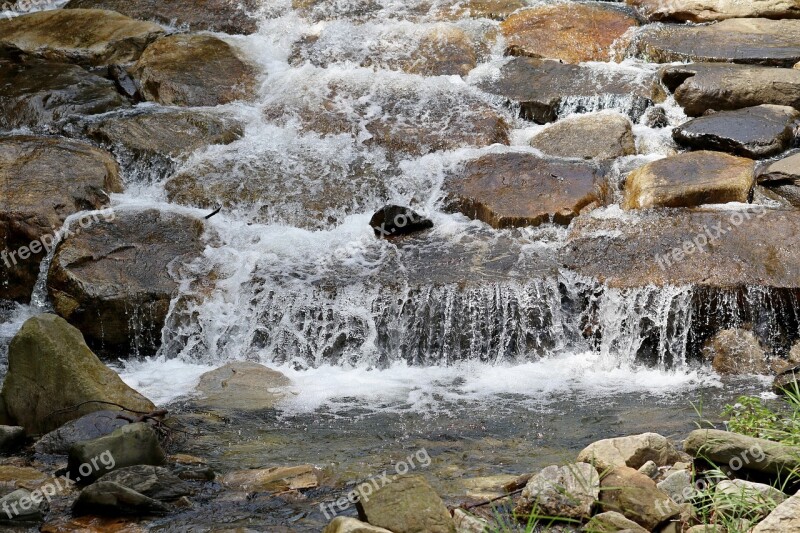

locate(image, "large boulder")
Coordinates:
514 463 600 519
632 18 800 67
577 433 683 472
752 491 800 532
622 151 755 210
444 152 605 228
65 0 259 35
684 429 800 477
0 136 122 302
34 410 129 455
500 3 641 63
703 329 770 375
0 9 163 66
673 105 800 158
478 57 665 124
355 475 455 533
530 112 636 160
194 362 290 411
0 314 156 435
628 0 800 22
47 209 212 354
68 423 166 483
0 59 129 131
130 34 258 106
599 466 680 530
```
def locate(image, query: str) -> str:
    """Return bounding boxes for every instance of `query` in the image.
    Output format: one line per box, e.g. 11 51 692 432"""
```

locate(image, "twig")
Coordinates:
460 487 525 511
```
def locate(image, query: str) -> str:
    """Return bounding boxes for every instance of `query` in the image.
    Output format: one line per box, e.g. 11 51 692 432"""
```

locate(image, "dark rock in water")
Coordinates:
107 65 141 101
34 410 129 456
68 423 166 483
763 183 800 207
47 209 212 354
97 465 192 501
445 152 605 228
672 105 800 159
773 365 800 395
370 206 433 239
662 63 800 116
703 329 770 375
632 18 800 67
0 489 47 523
65 0 259 35
0 59 129 131
643 106 669 128
0 426 25 454
73 481 170 516
478 57 665 123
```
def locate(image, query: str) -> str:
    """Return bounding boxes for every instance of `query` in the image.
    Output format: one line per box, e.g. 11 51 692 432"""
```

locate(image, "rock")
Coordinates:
583 511 649 533
221 465 319 492
530 112 636 160
0 465 49 492
433 0 526 20
622 151 754 210
355 475 455 533
752 491 800 532
628 0 800 22
703 329 770 375
773 365 800 394
656 470 693 506
673 105 799 159
72 481 169 516
663 63 800 117
34 410 129 455
444 152 605 229
130 34 257 106
323 517 393 533
452 509 490 533
96 465 191 501
0 488 47 522
370 206 433 239
501 4 641 63
195 362 290 411
715 479 786 518
1 315 155 435
686 526 724 533
47 209 212 353
514 463 600 519
0 136 122 302
637 461 659 479
684 429 800 477
759 151 800 184
402 25 477 76
0 9 163 66
40 516 146 533
599 466 680 530
478 57 665 124
65 0 258 35
0 426 25 454
632 18 800 67
0 59 129 132
577 433 684 472
68 423 166 483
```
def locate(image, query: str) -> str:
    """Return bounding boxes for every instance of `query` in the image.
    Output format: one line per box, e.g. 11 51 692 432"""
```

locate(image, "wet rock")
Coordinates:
673 105 799 159
752 491 800 532
433 0 526 20
628 0 800 22
222 465 319 492
514 463 600 519
323 517 393 533
0 59 129 132
0 465 50 492
34 410 129 456
401 25 477 76
632 18 800 67
1 315 155 435
643 106 670 128
657 470 693 506
583 511 649 533
773 365 800 394
0 426 24 454
451 509 490 533
501 3 641 63
715 479 786 518
73 481 169 516
97 465 191 501
759 151 800 184
65 0 259 35
68 423 166 483
130 34 258 106
355 475 456 533
370 206 433 239
40 516 146 532
530 112 636 160
0 9 163 66
684 429 800 477
479 57 665 124
0 488 47 523
599 466 680 530
195 362 290 411
577 433 683 472
47 209 212 353
445 152 604 229
703 329 770 375
622 151 755 210
662 63 800 117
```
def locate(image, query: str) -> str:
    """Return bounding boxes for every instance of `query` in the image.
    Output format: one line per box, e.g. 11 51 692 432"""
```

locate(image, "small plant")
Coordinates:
722 378 800 446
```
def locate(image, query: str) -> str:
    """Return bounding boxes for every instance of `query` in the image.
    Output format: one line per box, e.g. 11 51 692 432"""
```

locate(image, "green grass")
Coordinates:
722 377 800 446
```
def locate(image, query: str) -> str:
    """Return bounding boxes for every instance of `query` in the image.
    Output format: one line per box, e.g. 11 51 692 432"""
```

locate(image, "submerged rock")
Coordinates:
577 433 683 472
530 112 636 160
73 481 170 516
684 429 800 477
222 465 319 492
703 329 770 375
444 152 605 228
355 475 455 533
628 0 800 22
0 314 156 435
599 466 680 530
369 206 433 239
194 362 290 411
68 423 166 482
514 463 600 519
97 465 191 501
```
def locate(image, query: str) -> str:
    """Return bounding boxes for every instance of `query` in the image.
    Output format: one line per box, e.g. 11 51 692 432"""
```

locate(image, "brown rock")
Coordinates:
433 0 526 20
514 463 600 520
222 465 319 492
758 151 800 184
704 329 770 374
599 466 680 530
628 0 800 22
194 362 290 411
355 475 456 533
530 112 636 160
577 433 683 472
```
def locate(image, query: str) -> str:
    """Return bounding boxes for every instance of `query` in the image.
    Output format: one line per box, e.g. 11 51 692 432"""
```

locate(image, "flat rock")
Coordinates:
662 63 800 116
684 429 800 477
65 0 259 35
73 481 169 516
577 433 683 472
68 423 166 483
0 465 50 492
221 465 319 492
673 105 799 159
759 151 800 184
323 517 393 533
703 329 770 375
194 362 290 411
628 0 800 22
584 511 649 533
355 475 455 533
622 151 755 210
501 3 641 63
0 9 163 66
97 465 191 501
632 18 800 67
34 410 129 455
752 491 800 532
444 152 605 228
599 466 680 530
514 463 600 519
478 57 665 124
47 209 212 354
530 112 636 160
433 0 527 20
130 34 258 106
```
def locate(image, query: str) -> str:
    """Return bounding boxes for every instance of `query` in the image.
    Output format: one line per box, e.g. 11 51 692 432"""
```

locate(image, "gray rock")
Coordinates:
703 329 770 375
72 481 170 516
194 362 290 411
583 511 649 533
530 112 636 160
577 433 685 472
514 463 600 520
68 423 166 483
323 517 393 533
452 509 490 533
34 410 130 455
715 479 786 519
0 488 47 523
96 465 191 501
759 151 800 184
628 0 800 22
657 470 694 505
752 491 800 532
684 429 800 477
355 475 456 533
0 426 25 454
637 460 659 479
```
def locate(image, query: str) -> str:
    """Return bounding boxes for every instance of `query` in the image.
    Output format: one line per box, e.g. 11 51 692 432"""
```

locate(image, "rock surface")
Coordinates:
194 362 290 411
130 34 258 106
0 314 155 435
97 466 191 501
68 423 166 482
433 0 527 20
355 475 456 533
369 206 433 239
715 479 786 518
759 151 800 184
0 488 47 522
584 511 649 533
622 151 755 210
673 105 799 159
34 410 129 455
0 9 163 66
73 481 170 516
628 0 800 22
657 470 693 505
445 152 605 228
577 433 683 472
514 463 600 519
323 517 393 533
684 429 800 477
752 491 800 532
501 4 640 63
222 465 319 492
599 466 680 530
530 112 636 160
703 329 770 375
47 209 211 353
